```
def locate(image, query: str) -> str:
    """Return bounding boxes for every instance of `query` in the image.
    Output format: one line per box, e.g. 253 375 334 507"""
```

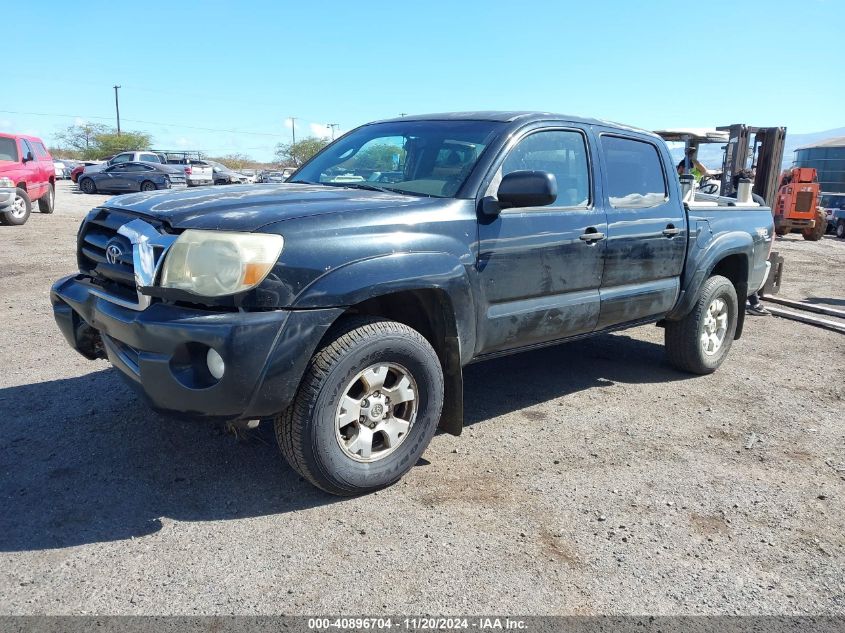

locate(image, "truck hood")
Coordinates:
104 183 445 231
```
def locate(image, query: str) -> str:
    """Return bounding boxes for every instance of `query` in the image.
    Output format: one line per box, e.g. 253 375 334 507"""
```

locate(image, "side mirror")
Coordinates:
22 151 34 163
486 170 557 215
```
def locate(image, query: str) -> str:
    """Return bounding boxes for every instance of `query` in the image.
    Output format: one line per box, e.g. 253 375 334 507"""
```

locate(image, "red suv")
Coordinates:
0 133 56 226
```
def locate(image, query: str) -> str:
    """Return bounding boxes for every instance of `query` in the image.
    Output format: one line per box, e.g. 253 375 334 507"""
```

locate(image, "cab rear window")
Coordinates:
0 137 19 162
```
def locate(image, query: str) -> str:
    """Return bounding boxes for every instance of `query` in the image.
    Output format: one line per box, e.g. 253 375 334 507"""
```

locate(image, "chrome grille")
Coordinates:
77 208 176 310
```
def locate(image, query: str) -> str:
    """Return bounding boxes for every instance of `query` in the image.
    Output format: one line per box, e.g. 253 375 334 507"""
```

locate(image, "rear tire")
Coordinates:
140 180 156 192
665 275 738 375
80 178 97 194
836 220 845 239
38 183 55 213
0 188 32 226
275 316 444 496
802 211 826 241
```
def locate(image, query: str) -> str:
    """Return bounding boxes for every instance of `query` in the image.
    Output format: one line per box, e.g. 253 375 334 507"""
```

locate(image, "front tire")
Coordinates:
665 275 738 375
38 183 55 213
836 219 845 239
802 211 826 241
275 317 444 496
0 188 32 226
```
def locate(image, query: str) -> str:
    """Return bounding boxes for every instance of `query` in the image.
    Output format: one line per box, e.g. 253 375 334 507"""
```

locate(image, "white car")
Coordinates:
53 161 66 179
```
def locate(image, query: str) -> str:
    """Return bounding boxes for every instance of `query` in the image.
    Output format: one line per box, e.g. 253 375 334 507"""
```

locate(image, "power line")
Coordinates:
0 109 287 138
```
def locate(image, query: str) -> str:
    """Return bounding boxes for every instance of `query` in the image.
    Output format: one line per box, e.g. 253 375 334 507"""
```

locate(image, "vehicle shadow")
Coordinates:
462 332 689 425
0 368 338 553
0 331 689 552
803 296 845 307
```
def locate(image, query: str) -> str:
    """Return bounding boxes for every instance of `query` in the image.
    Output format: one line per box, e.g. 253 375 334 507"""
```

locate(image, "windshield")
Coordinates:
0 137 19 162
293 120 501 198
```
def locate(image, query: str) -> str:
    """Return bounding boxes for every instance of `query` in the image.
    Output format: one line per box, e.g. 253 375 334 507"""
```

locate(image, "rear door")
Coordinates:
122 162 152 191
31 140 54 189
476 126 607 355
595 132 687 329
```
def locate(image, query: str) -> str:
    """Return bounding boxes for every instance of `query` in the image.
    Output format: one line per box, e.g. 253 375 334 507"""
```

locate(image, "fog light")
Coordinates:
206 348 225 380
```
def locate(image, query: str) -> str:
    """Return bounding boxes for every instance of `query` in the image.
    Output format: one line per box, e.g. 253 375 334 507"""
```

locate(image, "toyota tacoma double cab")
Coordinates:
51 112 774 495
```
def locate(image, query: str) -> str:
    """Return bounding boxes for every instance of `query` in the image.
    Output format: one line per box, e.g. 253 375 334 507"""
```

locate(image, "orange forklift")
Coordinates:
772 167 825 239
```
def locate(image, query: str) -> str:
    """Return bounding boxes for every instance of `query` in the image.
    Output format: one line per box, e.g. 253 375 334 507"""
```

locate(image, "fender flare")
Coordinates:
294 252 478 436
667 231 752 322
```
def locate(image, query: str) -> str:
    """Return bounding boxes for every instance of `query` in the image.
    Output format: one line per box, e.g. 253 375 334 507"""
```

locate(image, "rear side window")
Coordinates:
139 153 160 163
601 136 667 208
0 137 18 161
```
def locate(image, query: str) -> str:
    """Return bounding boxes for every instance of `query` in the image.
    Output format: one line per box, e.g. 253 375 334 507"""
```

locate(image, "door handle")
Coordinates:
579 230 605 243
662 225 680 237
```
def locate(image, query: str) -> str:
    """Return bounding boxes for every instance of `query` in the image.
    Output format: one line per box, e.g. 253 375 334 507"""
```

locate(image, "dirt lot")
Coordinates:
1 181 843 615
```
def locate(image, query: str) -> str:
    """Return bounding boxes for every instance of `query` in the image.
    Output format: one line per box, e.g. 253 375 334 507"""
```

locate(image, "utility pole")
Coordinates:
399 112 408 117
327 123 339 140
113 85 122 136
288 117 297 146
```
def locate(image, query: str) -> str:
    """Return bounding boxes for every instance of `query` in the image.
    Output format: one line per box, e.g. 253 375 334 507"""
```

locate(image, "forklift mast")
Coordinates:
717 124 786 208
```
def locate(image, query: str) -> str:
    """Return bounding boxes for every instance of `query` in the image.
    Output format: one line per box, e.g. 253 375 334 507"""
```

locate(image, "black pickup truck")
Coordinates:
51 112 774 495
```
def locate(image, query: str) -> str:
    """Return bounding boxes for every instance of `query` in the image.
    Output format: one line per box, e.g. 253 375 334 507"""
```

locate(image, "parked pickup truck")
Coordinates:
51 112 774 495
0 132 56 225
157 152 214 187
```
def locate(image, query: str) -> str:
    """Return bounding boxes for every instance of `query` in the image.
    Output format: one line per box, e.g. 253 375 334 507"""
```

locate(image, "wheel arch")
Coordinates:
295 253 477 436
667 229 752 330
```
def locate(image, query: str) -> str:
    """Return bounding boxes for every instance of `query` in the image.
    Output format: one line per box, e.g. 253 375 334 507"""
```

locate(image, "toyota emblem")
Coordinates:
105 243 124 265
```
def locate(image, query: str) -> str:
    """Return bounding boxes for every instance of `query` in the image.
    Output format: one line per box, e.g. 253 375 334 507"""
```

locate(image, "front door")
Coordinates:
476 127 607 355
101 164 131 191
594 132 687 329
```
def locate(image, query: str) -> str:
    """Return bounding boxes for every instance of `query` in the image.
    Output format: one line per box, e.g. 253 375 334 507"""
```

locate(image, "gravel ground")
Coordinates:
1 181 843 615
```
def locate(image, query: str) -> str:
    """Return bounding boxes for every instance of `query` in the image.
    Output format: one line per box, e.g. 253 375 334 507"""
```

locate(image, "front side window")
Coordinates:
501 130 590 207
601 136 668 208
293 120 500 198
33 142 49 158
20 139 35 160
0 137 18 162
111 154 131 164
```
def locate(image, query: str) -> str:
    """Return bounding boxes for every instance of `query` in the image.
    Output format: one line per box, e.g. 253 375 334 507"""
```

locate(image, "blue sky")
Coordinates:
4 0 842 162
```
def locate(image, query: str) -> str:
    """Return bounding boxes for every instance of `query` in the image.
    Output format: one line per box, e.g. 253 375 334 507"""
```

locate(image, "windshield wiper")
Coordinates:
341 182 400 194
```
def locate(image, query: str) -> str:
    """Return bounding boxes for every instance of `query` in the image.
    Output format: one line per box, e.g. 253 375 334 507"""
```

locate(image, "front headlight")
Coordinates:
0 177 14 188
160 230 283 297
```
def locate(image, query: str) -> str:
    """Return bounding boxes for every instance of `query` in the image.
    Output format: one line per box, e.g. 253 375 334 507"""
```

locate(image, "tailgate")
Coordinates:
191 165 213 178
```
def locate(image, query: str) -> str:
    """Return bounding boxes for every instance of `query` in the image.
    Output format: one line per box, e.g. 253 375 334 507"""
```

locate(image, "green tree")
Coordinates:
275 137 329 167
207 153 255 171
55 123 110 154
347 143 404 171
93 131 153 158
52 123 152 159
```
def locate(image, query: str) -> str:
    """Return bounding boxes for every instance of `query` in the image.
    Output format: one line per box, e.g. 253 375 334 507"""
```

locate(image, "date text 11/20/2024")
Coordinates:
307 617 528 630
